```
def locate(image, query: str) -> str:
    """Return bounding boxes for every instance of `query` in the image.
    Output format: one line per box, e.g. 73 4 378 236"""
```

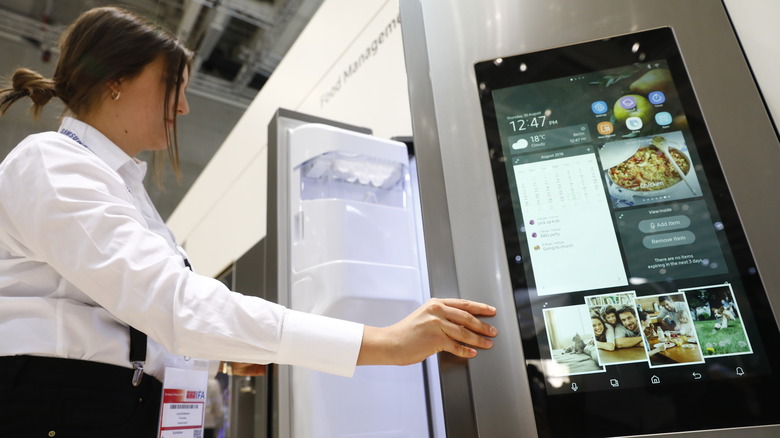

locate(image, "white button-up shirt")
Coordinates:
0 117 363 380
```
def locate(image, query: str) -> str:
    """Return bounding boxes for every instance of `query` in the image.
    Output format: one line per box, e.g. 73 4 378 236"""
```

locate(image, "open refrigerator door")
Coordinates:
267 110 440 438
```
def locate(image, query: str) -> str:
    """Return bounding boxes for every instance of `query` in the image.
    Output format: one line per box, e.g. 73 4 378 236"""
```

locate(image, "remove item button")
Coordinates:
643 231 696 249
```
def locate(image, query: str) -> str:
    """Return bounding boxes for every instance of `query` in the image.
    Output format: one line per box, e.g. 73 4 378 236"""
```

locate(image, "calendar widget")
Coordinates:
512 146 627 295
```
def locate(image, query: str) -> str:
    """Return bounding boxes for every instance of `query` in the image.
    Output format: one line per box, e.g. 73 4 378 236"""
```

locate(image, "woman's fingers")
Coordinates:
427 298 498 343
409 298 497 361
357 298 498 366
441 318 495 351
440 338 478 359
437 298 497 317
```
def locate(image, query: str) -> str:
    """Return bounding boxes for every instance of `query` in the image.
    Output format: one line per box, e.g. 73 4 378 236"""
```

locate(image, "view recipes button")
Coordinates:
643 231 696 249
637 215 691 233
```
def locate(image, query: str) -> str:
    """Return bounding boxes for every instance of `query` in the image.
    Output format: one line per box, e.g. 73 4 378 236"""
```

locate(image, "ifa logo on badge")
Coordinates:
186 390 206 400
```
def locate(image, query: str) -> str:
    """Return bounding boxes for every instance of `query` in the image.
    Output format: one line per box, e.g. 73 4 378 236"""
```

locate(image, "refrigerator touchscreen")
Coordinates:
475 27 780 436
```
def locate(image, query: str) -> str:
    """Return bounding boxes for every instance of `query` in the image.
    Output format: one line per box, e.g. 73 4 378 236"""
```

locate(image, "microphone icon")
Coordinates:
571 382 579 392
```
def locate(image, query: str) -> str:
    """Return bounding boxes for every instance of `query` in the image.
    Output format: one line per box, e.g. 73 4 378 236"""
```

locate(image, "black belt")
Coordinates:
0 355 161 393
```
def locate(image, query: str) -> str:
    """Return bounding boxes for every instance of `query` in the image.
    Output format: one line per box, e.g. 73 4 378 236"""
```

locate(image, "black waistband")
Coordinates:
0 355 162 393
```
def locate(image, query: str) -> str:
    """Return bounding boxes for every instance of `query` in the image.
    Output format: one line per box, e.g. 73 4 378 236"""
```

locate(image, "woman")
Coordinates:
0 7 497 436
591 314 615 351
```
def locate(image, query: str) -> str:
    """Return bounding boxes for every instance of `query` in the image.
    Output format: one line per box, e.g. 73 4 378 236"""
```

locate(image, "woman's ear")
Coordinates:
107 79 123 101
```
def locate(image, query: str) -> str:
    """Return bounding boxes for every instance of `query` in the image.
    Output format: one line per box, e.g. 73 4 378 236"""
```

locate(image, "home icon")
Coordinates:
651 375 661 384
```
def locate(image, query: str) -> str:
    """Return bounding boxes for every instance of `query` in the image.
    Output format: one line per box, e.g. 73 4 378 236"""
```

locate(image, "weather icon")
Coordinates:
512 138 529 150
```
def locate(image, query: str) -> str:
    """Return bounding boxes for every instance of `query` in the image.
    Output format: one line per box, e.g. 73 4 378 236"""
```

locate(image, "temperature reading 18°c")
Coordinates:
509 116 559 132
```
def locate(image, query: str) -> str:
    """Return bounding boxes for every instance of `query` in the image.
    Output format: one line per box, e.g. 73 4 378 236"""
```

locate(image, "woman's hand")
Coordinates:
220 362 266 376
357 298 497 366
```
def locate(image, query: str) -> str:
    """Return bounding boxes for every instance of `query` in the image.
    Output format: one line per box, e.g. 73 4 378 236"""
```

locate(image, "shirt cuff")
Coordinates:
276 309 364 377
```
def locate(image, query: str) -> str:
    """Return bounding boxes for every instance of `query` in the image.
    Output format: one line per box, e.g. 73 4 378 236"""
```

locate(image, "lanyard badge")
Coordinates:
156 257 205 437
157 366 209 438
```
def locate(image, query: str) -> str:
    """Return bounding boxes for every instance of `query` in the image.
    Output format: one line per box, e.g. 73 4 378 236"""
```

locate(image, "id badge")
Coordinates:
157 366 209 438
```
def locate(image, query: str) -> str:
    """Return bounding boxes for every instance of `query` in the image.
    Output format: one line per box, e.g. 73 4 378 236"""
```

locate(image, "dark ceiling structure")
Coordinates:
0 0 323 109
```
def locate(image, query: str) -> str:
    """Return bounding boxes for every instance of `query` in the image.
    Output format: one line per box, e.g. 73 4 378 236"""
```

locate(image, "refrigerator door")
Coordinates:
288 123 428 438
267 110 434 438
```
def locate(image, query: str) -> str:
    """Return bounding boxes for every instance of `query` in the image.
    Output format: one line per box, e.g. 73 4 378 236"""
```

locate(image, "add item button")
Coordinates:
638 215 691 234
643 231 696 249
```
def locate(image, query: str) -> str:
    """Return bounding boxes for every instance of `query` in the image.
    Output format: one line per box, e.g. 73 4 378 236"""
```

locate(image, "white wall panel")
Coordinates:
168 0 410 276
723 0 780 126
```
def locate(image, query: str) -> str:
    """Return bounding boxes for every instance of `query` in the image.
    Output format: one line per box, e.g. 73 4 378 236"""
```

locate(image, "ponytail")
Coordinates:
2 6 192 187
0 68 57 117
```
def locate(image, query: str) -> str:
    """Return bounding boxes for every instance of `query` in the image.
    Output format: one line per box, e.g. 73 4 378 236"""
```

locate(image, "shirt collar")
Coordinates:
58 116 148 182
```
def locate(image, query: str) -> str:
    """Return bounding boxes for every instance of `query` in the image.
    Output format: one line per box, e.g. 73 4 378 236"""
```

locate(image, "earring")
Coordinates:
111 90 121 101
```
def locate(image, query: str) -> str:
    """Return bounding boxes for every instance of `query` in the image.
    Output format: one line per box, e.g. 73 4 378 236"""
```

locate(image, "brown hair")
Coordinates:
0 6 193 185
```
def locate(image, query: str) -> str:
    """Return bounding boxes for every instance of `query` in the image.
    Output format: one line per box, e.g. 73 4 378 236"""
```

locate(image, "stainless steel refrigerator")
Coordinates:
399 0 780 437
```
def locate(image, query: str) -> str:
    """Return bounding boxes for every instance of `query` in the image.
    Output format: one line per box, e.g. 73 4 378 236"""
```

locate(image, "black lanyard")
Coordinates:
129 327 147 386
129 258 193 386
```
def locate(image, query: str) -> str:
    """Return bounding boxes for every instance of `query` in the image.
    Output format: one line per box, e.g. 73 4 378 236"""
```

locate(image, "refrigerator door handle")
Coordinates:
293 209 304 243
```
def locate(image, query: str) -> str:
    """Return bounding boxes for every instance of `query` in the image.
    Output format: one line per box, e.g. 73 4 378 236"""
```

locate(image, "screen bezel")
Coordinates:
475 27 780 437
